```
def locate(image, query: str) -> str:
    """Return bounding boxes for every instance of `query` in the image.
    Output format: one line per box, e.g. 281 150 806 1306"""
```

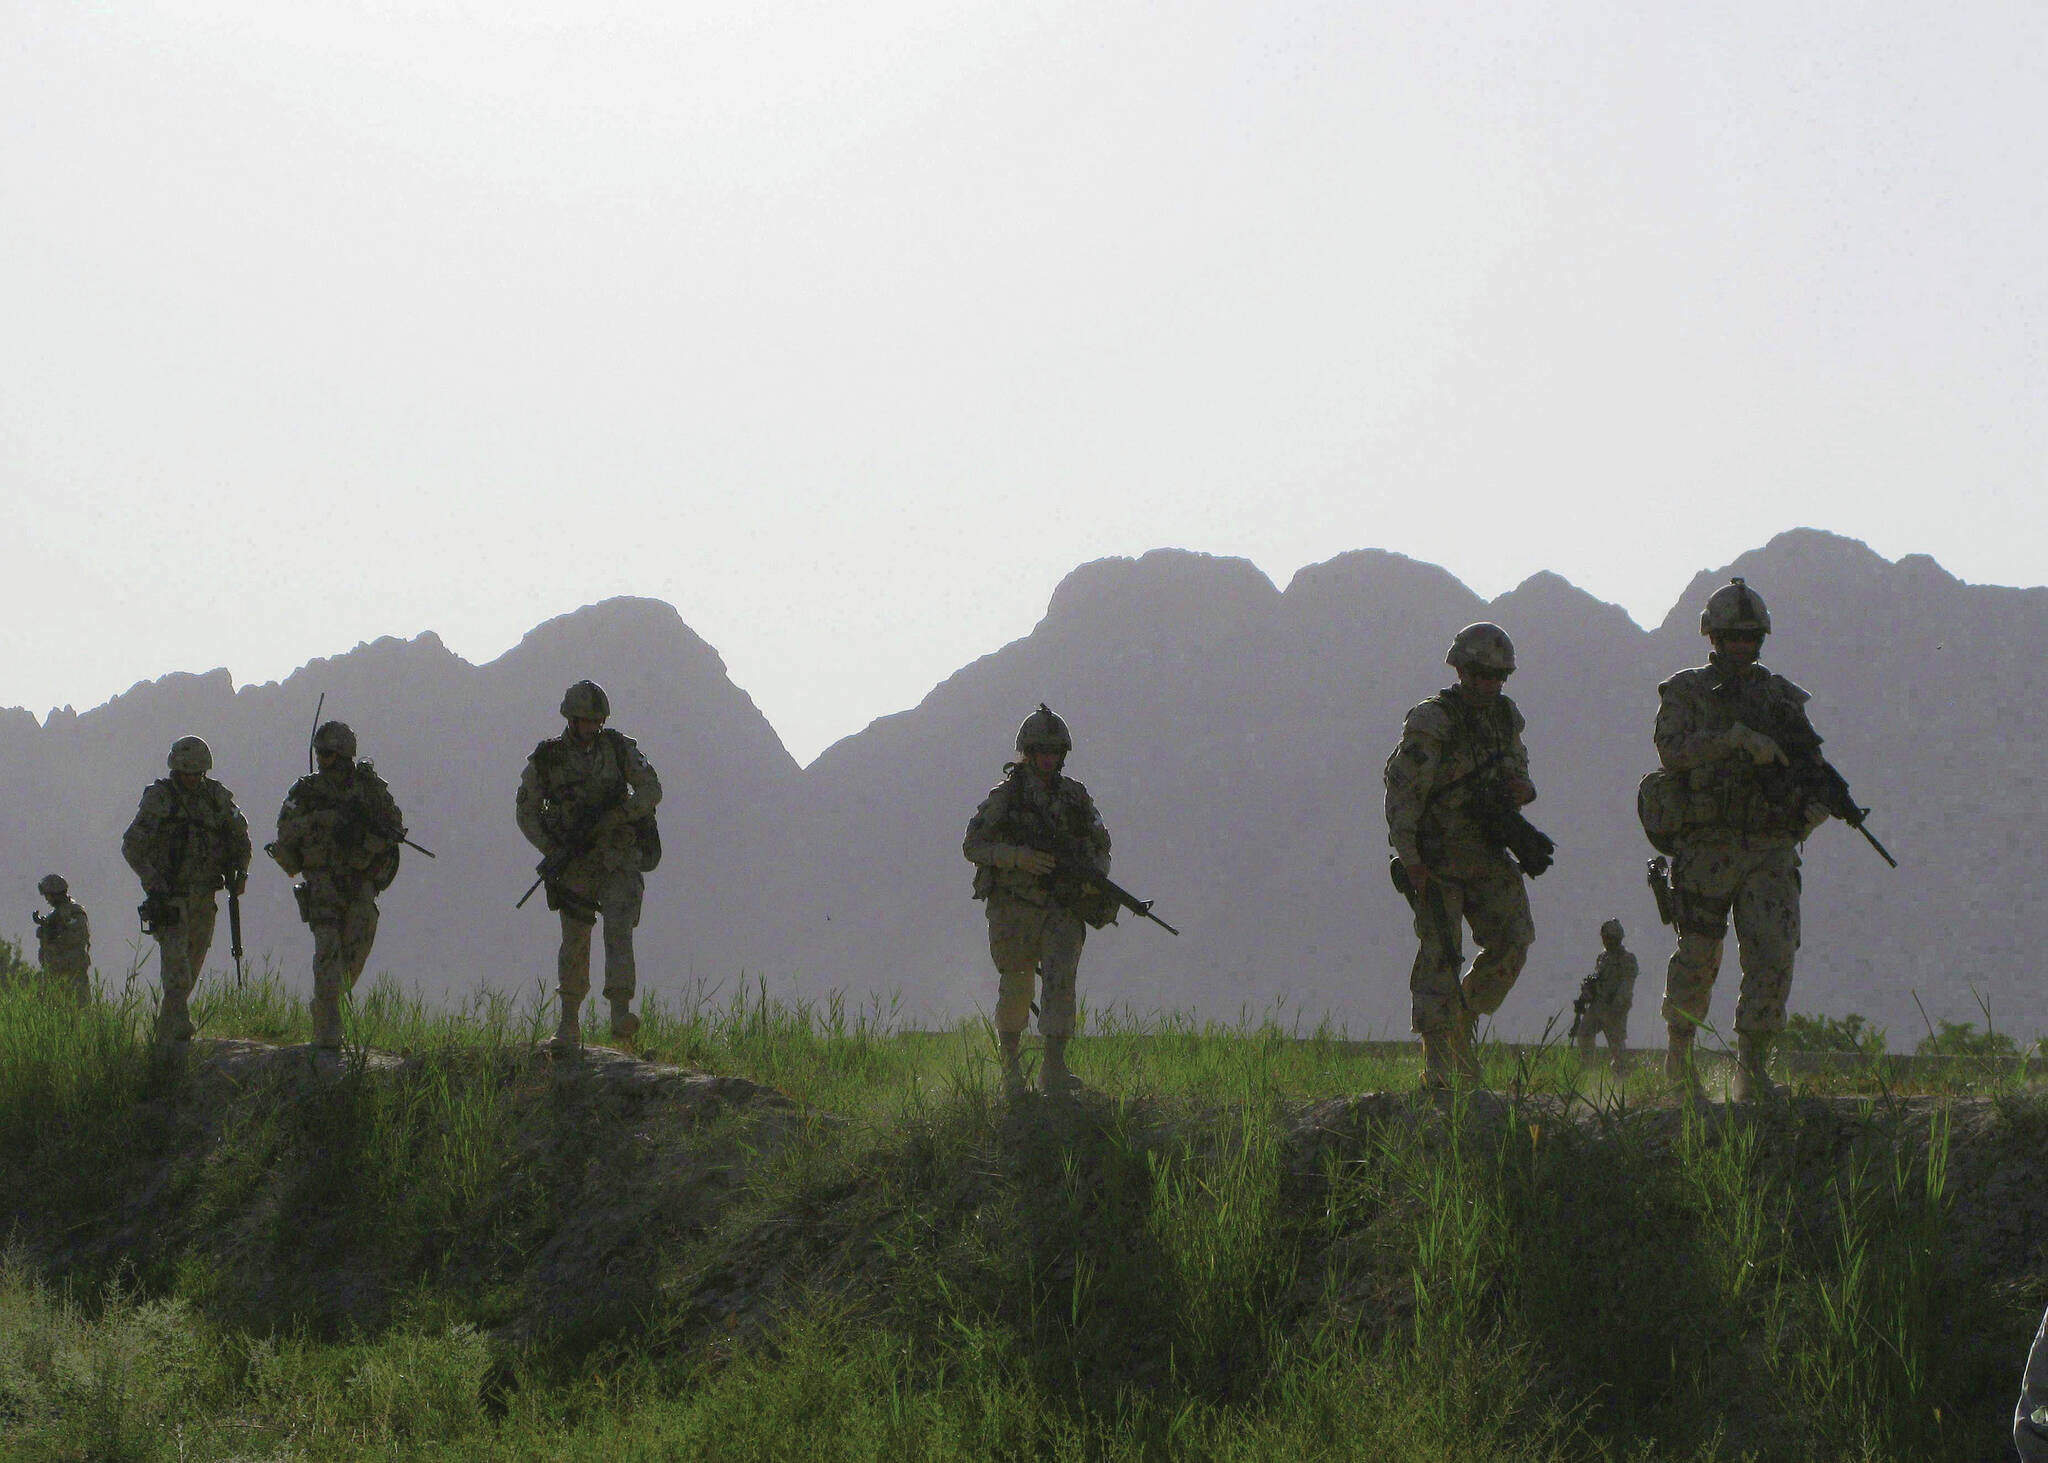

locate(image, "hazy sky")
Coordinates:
7 1 2042 763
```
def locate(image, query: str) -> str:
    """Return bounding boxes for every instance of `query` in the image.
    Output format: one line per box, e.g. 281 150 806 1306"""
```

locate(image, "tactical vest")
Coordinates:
141 779 242 886
1673 669 1812 837
284 765 402 892
1416 688 1521 856
529 729 660 872
972 771 1097 901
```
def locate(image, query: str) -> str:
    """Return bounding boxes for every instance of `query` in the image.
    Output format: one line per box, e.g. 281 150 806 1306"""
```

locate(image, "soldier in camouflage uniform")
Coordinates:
517 681 662 1052
121 736 252 1043
1385 623 1539 1088
963 704 1112 1096
1572 919 1637 1070
33 873 91 1003
267 722 407 1051
1653 578 1837 1100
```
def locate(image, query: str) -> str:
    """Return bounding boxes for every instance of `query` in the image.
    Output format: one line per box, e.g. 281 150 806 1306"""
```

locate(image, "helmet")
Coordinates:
1600 918 1624 943
1446 622 1516 674
559 680 611 720
167 736 213 774
1700 577 1771 637
38 874 68 898
1015 703 1073 755
312 721 357 759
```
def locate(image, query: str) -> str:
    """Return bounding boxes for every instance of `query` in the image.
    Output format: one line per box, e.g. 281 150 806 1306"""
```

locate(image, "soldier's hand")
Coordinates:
1723 722 1788 766
1012 848 1057 877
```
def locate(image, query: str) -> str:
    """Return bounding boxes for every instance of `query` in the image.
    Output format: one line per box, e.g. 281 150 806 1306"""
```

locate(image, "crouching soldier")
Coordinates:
963 704 1112 1097
268 721 406 1052
121 736 251 1043
33 874 92 1003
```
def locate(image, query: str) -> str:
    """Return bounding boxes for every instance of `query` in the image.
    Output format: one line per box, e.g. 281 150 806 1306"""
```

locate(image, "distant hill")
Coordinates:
4 533 2036 1044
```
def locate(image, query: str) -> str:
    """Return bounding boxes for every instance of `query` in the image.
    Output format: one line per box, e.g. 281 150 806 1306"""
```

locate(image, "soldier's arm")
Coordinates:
121 789 162 886
1074 787 1111 876
622 743 663 819
222 794 253 881
1506 702 1536 805
963 786 1011 866
514 758 553 853
1654 679 1734 772
357 773 404 856
1383 705 1447 869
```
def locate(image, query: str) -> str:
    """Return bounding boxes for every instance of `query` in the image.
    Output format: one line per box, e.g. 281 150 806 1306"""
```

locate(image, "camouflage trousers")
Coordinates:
553 863 644 1006
38 958 91 1005
1576 1009 1630 1058
307 881 380 1046
1408 858 1533 1035
1660 837 1801 1038
986 896 1085 1040
153 892 218 1002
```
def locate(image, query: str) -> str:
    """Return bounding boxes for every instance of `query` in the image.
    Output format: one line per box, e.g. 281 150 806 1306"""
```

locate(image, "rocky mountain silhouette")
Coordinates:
2 531 2030 1043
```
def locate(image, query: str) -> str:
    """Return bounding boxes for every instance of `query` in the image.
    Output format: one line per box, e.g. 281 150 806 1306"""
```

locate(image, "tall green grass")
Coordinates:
0 970 2032 1461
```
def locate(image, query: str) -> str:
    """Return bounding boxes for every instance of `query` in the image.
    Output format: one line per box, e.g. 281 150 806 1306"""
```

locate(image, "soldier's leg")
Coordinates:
1607 1012 1630 1072
555 909 596 1048
310 921 347 1049
600 871 645 1039
1408 879 1469 1087
154 914 196 1042
1459 868 1534 1016
184 896 218 983
340 895 380 996
1037 911 1087 1092
987 900 1047 1094
1661 844 1736 1080
1731 848 1801 1099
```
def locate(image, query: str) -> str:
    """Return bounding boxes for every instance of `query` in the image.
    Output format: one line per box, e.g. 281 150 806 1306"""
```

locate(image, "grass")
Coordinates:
0 959 2036 1461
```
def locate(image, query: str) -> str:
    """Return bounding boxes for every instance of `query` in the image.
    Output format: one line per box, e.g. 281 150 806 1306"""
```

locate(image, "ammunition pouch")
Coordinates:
368 845 402 894
1049 871 1120 930
138 893 181 934
634 816 661 874
546 880 601 926
1636 772 1686 856
292 882 313 924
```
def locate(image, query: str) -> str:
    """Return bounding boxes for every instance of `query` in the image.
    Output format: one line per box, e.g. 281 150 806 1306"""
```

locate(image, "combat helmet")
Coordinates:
37 873 68 898
167 736 213 774
312 721 357 760
1016 703 1073 756
1600 918 1624 943
1700 577 1771 637
560 680 611 720
1446 622 1516 675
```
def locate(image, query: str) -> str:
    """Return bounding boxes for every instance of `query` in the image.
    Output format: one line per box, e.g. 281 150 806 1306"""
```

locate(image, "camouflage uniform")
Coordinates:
963 770 1111 1043
2016 1299 2048 1460
121 739 252 1041
1384 685 1537 1038
1653 659 1824 1040
1574 924 1637 1062
269 727 406 1049
516 719 661 1040
33 875 91 1004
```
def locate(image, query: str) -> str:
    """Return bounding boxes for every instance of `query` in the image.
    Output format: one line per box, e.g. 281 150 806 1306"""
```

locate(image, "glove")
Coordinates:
991 845 1056 876
1722 722 1788 766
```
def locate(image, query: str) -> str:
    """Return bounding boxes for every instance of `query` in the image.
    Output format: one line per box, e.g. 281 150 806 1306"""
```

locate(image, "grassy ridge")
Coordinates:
0 965 2035 1461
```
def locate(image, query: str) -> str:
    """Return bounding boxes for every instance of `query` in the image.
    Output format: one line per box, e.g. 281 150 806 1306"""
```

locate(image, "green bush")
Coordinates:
1779 1011 1887 1055
1916 1020 2019 1058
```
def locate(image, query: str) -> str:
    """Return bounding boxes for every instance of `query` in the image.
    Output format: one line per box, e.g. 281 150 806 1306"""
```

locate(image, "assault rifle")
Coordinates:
1035 831 1179 935
226 866 246 987
516 783 628 910
1465 772 1556 878
1801 758 1897 869
1568 984 1593 1040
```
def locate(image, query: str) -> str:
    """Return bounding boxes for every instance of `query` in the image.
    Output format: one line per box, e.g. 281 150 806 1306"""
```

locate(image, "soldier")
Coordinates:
121 735 252 1043
963 704 1111 1096
267 721 406 1052
1571 919 1637 1071
1385 623 1540 1088
517 680 662 1052
32 873 91 1003
1652 577 1838 1099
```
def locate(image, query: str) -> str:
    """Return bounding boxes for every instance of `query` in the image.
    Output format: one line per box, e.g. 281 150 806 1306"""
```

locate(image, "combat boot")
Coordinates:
609 1000 641 1047
310 993 344 1051
998 1032 1026 1100
1040 1036 1082 1094
1732 1034 1779 1102
1452 1011 1483 1086
156 991 195 1045
550 996 582 1056
1419 1029 1455 1090
1664 1026 1702 1095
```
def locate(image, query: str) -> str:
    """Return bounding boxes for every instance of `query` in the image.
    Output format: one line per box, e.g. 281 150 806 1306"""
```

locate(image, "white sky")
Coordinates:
6 0 2042 764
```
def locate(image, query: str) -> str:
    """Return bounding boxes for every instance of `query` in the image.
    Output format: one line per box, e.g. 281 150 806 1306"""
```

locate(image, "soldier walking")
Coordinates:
1384 623 1541 1088
963 704 1111 1096
517 681 662 1052
267 722 407 1052
32 874 91 1003
1650 578 1844 1099
120 736 251 1043
1571 919 1637 1071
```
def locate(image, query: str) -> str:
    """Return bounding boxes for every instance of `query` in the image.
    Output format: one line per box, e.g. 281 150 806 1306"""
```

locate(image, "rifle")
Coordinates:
1802 758 1898 869
308 694 435 858
1569 987 1592 1040
226 868 246 987
1465 771 1556 877
1025 824 1177 934
516 783 628 910
1389 857 1464 970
